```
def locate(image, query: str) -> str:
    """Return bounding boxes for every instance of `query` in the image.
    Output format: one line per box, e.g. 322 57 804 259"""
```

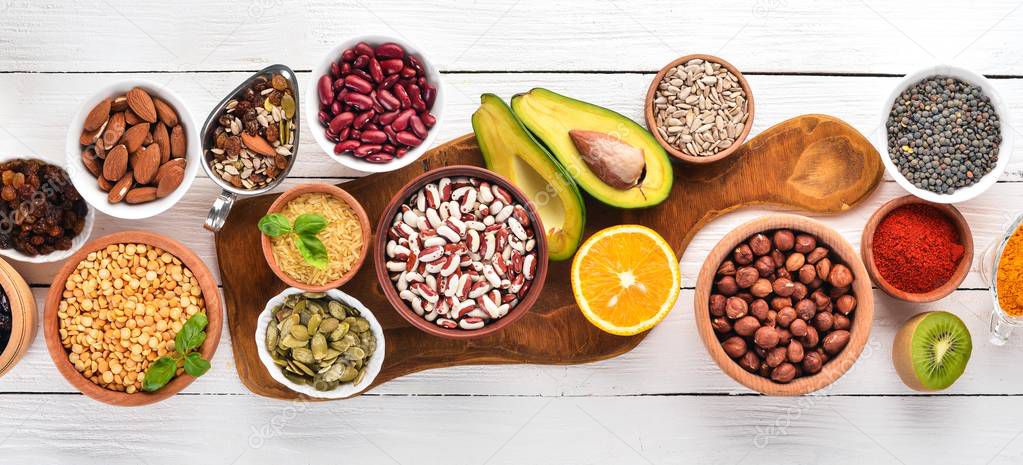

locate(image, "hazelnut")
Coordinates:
789 318 808 337
749 233 772 256
773 229 795 251
810 289 830 310
766 347 787 367
813 312 834 332
734 315 761 336
808 277 824 290
754 326 780 349
725 297 749 319
735 267 760 288
717 260 737 276
709 294 727 317
750 299 770 321
754 255 775 277
798 264 817 284
739 351 761 373
822 330 851 355
716 276 739 296
806 246 829 264
829 286 850 299
795 299 817 320
765 310 778 327
815 258 832 282
722 336 748 358
785 253 805 272
800 326 820 348
794 234 816 253
750 278 773 298
828 264 854 288
791 282 808 300
787 340 805 363
770 296 792 311
733 244 754 265
773 278 796 297
775 267 791 280
771 362 797 383
758 362 772 378
736 292 754 304
776 307 797 327
802 351 823 374
833 314 851 330
711 317 732 334
776 328 792 345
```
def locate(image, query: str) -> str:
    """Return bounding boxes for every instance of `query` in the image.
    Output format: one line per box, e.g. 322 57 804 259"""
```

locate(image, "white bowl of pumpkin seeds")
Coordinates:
255 287 385 399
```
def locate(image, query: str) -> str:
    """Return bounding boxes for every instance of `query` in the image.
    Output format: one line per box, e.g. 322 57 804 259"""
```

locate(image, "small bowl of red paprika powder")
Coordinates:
862 195 973 302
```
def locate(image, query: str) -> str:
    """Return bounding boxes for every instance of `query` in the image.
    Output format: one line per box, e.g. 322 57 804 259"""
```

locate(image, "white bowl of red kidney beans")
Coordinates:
307 35 444 173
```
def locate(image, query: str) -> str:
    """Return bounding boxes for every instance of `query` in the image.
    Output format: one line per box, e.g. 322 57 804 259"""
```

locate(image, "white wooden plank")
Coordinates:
3 0 1023 74
0 394 1021 465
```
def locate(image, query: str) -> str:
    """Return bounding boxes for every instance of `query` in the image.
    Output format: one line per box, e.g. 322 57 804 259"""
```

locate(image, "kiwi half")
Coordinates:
892 311 972 391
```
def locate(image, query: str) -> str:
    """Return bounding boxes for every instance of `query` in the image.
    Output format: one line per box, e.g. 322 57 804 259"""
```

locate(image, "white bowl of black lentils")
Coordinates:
879 65 1013 203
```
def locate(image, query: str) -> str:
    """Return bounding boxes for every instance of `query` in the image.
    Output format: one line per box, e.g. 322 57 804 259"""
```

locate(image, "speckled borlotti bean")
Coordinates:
385 176 538 330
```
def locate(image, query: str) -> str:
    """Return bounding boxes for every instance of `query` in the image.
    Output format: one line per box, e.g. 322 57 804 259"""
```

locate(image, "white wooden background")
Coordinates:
2 1 1023 464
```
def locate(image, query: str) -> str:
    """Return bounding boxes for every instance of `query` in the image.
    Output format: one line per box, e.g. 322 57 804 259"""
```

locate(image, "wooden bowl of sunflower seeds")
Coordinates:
645 54 754 164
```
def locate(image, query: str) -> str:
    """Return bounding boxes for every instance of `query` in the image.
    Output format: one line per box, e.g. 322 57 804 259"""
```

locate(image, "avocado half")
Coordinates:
471 94 586 261
510 88 673 209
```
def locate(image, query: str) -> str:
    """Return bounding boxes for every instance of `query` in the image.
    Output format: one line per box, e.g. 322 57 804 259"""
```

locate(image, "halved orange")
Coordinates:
571 225 680 335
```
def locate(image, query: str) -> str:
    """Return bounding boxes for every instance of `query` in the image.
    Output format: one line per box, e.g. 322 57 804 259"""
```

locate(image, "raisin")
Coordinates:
224 136 243 157
265 123 279 143
268 90 283 106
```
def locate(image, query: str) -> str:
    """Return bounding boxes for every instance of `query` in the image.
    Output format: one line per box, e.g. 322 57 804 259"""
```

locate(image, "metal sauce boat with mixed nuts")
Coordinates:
206 72 296 190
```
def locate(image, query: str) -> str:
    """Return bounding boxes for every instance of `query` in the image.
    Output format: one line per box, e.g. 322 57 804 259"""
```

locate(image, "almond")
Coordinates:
127 87 158 123
108 172 134 203
170 124 186 158
120 122 150 153
124 109 143 126
156 165 184 198
80 125 103 146
241 132 276 157
81 148 101 178
152 123 170 164
94 141 107 159
84 98 112 132
103 144 128 182
143 129 154 146
154 158 186 184
110 95 129 112
153 98 179 127
97 175 115 192
101 112 126 150
125 187 157 204
129 150 140 171
133 144 162 185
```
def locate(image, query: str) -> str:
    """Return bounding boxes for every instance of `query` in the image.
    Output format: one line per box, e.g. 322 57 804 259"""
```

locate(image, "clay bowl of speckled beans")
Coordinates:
695 214 874 396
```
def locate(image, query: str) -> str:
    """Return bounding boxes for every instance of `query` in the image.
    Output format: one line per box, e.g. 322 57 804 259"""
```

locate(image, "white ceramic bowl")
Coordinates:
306 34 445 174
877 64 1013 204
65 80 201 219
255 287 386 399
0 156 94 263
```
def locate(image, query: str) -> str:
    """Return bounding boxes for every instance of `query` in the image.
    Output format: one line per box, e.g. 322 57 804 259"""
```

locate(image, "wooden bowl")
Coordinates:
374 165 548 339
644 53 755 164
861 195 973 302
0 256 36 379
694 215 874 396
260 183 371 292
43 231 222 406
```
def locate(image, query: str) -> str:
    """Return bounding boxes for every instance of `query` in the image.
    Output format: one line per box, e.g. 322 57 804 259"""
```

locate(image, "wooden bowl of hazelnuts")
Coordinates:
694 214 873 396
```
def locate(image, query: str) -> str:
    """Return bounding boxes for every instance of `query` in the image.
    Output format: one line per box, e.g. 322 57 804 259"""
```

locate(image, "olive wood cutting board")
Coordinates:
215 113 883 400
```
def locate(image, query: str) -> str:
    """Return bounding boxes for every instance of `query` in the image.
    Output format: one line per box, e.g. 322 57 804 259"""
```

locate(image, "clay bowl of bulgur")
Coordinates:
43 231 222 406
259 183 370 292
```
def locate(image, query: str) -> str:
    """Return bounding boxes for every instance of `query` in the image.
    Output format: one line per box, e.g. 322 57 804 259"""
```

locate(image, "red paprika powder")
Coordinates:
872 204 964 293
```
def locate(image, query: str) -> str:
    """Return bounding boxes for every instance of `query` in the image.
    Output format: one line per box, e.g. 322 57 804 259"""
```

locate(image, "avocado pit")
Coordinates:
568 130 646 190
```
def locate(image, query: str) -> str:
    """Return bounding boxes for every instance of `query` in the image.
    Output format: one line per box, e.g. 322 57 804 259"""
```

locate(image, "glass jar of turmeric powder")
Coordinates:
982 212 1023 345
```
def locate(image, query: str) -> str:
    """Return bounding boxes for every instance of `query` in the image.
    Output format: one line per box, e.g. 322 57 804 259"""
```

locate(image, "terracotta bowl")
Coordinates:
261 183 371 292
0 256 36 379
694 214 874 396
374 165 548 339
861 195 973 302
43 231 222 406
644 53 755 164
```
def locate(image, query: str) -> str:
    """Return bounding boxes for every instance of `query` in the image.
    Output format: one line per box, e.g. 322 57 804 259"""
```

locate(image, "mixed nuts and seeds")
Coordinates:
0 159 88 256
80 87 188 204
651 58 749 157
206 72 296 190
709 230 857 384
318 41 438 163
385 176 539 331
887 76 1001 194
263 292 377 391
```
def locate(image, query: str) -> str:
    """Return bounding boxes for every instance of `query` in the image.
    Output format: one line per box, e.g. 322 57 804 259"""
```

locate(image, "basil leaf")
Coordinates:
293 213 328 235
183 352 211 377
258 214 292 237
295 234 329 270
175 314 208 354
142 356 177 392
187 312 209 331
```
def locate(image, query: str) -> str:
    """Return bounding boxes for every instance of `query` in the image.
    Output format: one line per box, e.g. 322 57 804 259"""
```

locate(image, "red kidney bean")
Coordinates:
396 148 409 158
374 43 405 59
381 143 396 154
366 153 394 164
363 122 380 132
378 110 399 125
380 59 404 75
355 144 382 157
360 130 388 144
318 111 330 126
395 131 422 147
409 115 428 138
399 66 417 78
391 108 415 131
317 75 334 106
330 101 343 116
408 84 426 111
393 84 412 109
369 58 384 83
343 92 374 110
328 111 355 133
351 68 372 82
353 110 375 129
376 89 400 110
353 54 369 69
341 62 352 75
341 48 355 62
334 140 360 154
380 74 400 90
383 125 398 144
420 111 436 128
407 55 425 74
349 130 361 141
417 76 427 87
332 77 345 91
344 75 373 94
339 127 351 141
423 86 436 110
355 42 374 57
330 62 341 78
335 88 348 104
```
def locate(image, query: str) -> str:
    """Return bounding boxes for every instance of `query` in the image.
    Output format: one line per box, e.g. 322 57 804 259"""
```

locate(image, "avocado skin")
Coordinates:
472 93 586 261
510 88 674 209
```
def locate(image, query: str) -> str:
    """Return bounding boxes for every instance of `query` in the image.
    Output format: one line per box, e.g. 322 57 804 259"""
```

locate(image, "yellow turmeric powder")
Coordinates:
997 224 1023 316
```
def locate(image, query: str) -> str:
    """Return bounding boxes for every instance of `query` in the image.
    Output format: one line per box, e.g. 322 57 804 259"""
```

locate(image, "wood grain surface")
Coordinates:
215 113 883 400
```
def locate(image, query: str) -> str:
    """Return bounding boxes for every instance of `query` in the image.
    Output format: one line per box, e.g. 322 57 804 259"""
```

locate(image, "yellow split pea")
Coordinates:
57 243 206 393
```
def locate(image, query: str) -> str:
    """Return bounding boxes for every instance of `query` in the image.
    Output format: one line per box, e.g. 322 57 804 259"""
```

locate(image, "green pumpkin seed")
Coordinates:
265 321 279 349
319 317 339 334
292 347 315 364
339 365 359 382
303 292 326 299
290 325 309 342
330 322 350 341
351 317 370 333
344 346 366 361
353 368 367 385
307 313 322 335
311 334 328 359
330 339 352 352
